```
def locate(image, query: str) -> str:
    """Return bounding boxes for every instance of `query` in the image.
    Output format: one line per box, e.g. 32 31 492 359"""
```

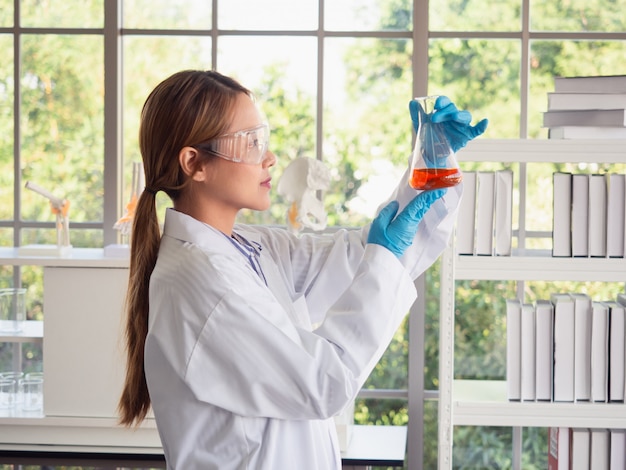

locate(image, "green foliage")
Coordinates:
356 398 409 427
530 0 626 32
430 0 521 31
19 33 104 232
237 64 316 226
453 426 548 469
454 426 513 469
19 0 102 28
365 318 410 389
0 34 14 221
454 280 514 380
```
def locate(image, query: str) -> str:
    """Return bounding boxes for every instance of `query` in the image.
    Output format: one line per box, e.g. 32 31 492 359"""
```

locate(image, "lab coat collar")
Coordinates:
162 208 238 255
162 208 266 258
233 223 263 247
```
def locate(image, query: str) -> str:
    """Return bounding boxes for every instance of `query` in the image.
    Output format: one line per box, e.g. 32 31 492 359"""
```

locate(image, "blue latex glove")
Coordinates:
409 96 488 153
368 189 446 257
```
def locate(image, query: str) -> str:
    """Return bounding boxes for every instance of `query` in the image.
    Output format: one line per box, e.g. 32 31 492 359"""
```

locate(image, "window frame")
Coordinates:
3 1 626 468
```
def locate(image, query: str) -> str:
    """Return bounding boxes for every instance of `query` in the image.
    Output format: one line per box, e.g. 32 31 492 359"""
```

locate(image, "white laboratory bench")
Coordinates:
0 425 406 469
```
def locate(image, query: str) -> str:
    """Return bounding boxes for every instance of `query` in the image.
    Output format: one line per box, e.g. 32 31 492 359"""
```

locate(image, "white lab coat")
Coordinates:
144 177 462 470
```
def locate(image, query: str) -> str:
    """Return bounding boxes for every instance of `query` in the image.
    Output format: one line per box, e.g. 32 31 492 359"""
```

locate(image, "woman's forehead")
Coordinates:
228 94 266 131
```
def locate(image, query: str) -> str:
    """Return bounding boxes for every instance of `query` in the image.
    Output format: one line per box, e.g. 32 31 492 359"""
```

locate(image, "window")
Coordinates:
1 0 625 468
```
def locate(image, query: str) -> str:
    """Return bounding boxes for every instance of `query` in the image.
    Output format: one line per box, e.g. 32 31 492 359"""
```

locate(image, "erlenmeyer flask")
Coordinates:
409 96 462 190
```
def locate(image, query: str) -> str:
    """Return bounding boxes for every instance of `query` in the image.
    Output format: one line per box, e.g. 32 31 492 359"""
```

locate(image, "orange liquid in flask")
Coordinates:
410 168 462 190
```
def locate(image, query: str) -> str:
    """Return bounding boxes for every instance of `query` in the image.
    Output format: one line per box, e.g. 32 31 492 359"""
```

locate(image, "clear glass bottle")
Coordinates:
409 95 462 190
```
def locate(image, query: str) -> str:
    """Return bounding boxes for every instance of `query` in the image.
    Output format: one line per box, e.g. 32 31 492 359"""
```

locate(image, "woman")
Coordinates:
118 69 486 469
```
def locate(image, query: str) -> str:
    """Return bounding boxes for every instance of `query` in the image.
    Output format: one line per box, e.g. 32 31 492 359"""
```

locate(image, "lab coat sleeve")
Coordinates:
183 244 416 420
362 167 463 280
244 225 368 325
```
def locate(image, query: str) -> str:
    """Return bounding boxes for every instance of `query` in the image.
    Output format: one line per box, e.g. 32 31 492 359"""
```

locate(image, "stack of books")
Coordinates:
506 293 626 405
548 427 625 470
543 75 626 140
552 172 625 258
455 170 514 256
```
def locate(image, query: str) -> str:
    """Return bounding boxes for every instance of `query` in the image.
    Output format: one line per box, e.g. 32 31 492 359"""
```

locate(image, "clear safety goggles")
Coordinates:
196 123 270 165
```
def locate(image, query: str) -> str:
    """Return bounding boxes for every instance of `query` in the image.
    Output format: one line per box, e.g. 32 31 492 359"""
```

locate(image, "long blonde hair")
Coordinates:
118 70 251 426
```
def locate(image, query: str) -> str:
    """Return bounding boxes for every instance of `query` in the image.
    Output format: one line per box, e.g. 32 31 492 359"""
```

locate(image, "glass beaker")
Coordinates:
20 377 44 412
0 378 15 410
0 288 26 334
409 96 462 190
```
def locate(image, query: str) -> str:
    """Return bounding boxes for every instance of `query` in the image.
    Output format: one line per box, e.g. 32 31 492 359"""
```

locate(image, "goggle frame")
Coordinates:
196 123 270 165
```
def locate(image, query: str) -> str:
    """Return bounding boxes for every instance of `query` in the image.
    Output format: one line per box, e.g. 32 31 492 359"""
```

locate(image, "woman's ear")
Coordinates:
179 146 207 182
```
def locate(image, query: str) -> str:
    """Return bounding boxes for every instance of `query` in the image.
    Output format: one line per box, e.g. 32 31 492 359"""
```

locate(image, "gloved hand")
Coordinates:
368 189 446 257
409 96 488 153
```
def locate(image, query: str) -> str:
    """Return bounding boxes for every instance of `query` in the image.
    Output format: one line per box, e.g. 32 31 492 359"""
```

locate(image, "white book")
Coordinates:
608 299 626 402
591 302 609 402
494 170 513 256
547 92 626 110
571 174 589 257
548 427 570 470
535 299 554 401
588 174 607 257
551 293 575 402
552 172 572 257
554 74 626 94
571 293 592 402
456 171 476 255
610 429 626 470
549 126 626 140
606 173 625 258
590 429 610 470
506 298 522 401
570 428 590 470
543 109 626 128
475 171 495 256
520 303 536 401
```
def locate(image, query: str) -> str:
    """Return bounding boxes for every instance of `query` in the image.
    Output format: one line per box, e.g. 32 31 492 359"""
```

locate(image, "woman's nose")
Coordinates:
263 150 276 168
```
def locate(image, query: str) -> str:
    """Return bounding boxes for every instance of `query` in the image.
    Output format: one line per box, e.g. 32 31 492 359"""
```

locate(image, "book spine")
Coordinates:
521 303 536 401
506 298 522 401
588 174 607 258
494 170 513 256
552 173 572 257
475 171 495 256
571 174 589 257
456 171 477 255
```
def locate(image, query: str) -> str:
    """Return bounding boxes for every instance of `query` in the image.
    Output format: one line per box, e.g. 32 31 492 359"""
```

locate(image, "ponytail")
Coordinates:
117 69 252 426
118 190 160 426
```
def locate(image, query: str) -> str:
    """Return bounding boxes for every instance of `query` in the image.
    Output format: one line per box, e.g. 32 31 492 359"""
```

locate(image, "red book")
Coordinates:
548 427 570 470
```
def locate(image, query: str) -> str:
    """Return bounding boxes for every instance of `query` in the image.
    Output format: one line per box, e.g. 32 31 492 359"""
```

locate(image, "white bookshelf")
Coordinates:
460 138 626 164
453 380 626 429
456 255 626 282
438 139 626 469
